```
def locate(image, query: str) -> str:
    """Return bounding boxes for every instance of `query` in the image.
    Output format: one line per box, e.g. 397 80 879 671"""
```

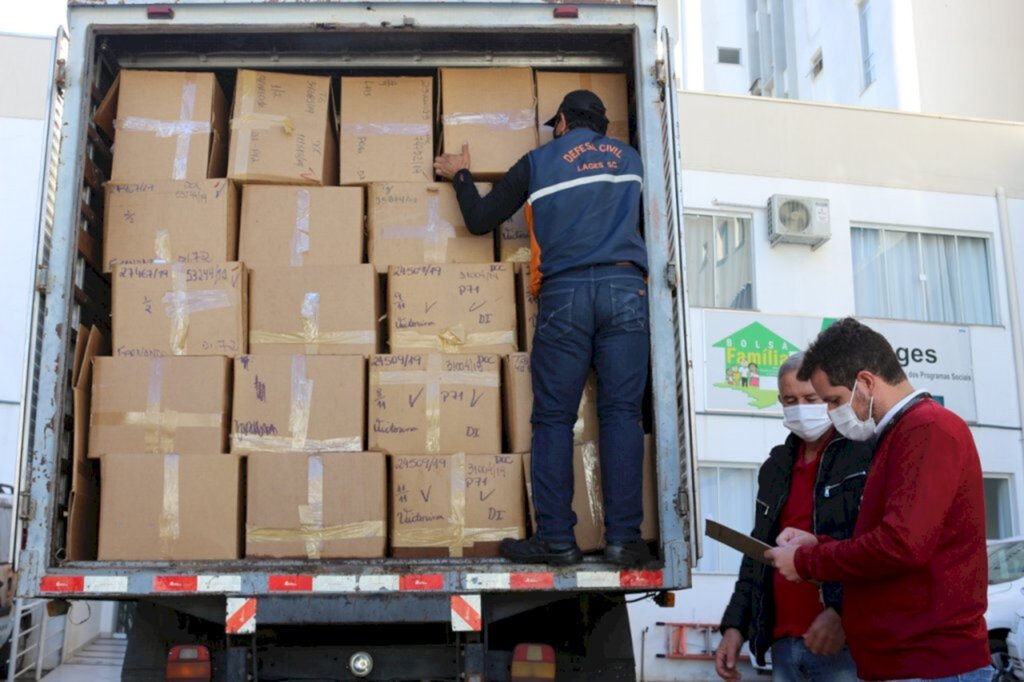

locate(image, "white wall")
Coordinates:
699 0 749 95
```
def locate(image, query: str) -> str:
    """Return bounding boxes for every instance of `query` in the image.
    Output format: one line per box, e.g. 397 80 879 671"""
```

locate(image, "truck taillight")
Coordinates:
166 645 211 681
510 643 555 681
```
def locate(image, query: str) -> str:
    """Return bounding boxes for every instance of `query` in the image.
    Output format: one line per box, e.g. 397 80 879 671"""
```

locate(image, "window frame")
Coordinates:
684 209 757 311
851 222 1000 327
694 463 760 575
984 474 1018 540
858 0 876 89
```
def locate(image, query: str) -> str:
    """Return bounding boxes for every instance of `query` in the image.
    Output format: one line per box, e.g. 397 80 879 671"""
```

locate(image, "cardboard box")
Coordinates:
440 68 538 178
248 265 379 355
98 453 241 560
388 263 517 355
369 353 502 456
499 207 531 263
516 265 538 352
103 179 238 273
89 356 230 458
367 182 495 272
524 436 658 552
535 71 629 144
112 262 247 358
339 77 433 184
96 70 228 182
247 452 386 559
68 326 108 560
232 354 365 455
503 356 597 454
390 453 526 558
238 186 363 270
228 70 338 185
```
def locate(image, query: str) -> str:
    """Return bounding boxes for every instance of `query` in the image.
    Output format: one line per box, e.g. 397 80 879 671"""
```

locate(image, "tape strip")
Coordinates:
297 454 324 559
290 190 311 267
341 122 432 136
391 330 515 354
579 441 604 527
166 264 189 355
231 434 363 454
449 452 467 557
173 78 197 180
377 195 456 264
247 521 385 545
503 246 531 263
159 454 181 555
289 354 314 450
154 229 172 264
442 109 535 132
301 292 321 355
230 113 295 134
248 330 377 350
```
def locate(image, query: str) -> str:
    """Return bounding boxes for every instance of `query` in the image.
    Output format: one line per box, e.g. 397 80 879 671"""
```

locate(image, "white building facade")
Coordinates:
628 91 1024 680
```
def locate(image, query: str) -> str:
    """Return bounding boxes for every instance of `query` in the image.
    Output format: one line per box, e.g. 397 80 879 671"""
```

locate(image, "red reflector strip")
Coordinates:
400 574 444 591
450 595 483 632
510 572 554 590
268 575 313 592
225 598 257 635
40 576 84 593
553 5 579 18
154 576 199 592
620 570 663 588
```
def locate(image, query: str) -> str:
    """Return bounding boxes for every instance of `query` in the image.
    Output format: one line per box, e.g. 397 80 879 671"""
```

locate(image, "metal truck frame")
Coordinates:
16 1 696 678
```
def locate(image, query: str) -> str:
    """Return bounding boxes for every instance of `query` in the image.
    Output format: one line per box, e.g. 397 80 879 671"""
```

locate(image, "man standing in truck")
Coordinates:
434 90 650 566
714 352 870 682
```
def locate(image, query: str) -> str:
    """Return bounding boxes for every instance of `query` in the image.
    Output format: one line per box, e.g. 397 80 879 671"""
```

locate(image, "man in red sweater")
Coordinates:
765 318 990 682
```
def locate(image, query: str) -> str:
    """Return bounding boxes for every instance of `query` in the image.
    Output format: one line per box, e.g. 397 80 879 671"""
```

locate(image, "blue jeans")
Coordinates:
863 666 994 682
529 264 649 545
772 637 858 682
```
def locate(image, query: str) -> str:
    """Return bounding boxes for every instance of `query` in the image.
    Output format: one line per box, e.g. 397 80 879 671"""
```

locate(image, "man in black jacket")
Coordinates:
715 352 872 681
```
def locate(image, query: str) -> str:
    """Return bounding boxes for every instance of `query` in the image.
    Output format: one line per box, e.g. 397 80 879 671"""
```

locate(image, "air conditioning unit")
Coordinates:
767 194 831 249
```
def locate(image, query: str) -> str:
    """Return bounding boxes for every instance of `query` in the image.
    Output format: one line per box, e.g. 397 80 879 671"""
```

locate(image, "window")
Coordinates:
859 0 876 87
809 48 823 80
851 226 996 325
985 476 1016 540
685 213 754 309
697 466 757 573
718 47 742 65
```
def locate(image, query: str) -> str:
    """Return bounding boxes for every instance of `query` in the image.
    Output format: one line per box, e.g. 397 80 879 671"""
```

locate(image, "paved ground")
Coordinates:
40 663 122 681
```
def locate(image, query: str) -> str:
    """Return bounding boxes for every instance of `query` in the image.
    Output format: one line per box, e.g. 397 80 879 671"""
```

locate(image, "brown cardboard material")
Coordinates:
369 353 502 456
516 265 538 353
98 453 241 560
89 356 230 458
103 179 238 273
248 265 379 356
231 354 365 455
535 71 629 144
390 453 526 558
339 77 433 185
440 68 538 178
68 326 109 560
523 436 658 552
367 183 495 272
246 452 386 559
499 207 531 263
101 70 228 182
228 70 338 186
387 263 517 355
112 262 247 358
503 356 597 456
238 186 363 270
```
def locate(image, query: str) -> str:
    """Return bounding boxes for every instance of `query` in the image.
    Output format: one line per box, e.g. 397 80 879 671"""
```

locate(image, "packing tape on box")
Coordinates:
341 122 432 136
153 229 172 264
161 264 233 355
503 246 531 263
299 454 324 558
391 453 516 556
579 441 605 528
249 291 376 353
230 70 296 178
392 326 516 354
91 358 224 453
231 355 363 453
114 76 211 180
290 190 311 266
230 113 296 134
159 453 181 555
373 355 499 454
247 521 386 556
378 194 456 263
442 108 535 132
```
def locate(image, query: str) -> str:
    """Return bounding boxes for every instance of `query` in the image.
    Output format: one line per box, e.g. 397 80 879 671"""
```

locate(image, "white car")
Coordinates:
987 537 1024 680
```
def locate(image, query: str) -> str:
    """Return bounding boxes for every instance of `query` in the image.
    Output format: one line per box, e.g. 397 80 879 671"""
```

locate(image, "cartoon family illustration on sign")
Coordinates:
725 361 761 388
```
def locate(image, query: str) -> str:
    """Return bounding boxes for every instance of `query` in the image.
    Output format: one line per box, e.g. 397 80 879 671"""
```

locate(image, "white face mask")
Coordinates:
782 403 832 442
828 380 876 441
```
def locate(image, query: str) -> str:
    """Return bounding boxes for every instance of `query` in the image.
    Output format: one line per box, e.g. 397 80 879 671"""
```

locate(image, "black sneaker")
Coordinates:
604 541 655 567
499 536 583 566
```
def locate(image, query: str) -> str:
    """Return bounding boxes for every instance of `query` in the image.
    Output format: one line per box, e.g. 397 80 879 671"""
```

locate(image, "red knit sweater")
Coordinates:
794 398 989 680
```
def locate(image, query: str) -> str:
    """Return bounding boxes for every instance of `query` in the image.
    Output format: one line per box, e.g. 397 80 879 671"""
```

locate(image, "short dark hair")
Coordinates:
563 109 609 136
797 317 907 386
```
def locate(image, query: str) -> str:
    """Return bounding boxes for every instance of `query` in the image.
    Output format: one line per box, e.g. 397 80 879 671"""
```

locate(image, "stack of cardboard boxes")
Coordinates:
83 65 653 563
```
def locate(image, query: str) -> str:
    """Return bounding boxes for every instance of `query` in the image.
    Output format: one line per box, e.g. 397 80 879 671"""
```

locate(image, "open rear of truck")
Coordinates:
16 1 698 678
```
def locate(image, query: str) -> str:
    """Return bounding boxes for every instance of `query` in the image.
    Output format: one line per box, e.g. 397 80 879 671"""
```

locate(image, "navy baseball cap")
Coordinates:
543 89 608 128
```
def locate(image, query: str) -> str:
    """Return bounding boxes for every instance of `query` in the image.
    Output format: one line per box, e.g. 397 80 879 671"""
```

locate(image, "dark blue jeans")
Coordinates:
529 264 649 545
771 638 858 682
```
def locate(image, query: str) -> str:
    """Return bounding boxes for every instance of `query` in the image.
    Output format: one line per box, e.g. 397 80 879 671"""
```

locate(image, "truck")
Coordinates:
15 1 698 679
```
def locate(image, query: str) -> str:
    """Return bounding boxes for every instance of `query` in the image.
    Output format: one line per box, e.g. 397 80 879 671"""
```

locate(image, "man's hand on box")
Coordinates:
434 143 471 180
